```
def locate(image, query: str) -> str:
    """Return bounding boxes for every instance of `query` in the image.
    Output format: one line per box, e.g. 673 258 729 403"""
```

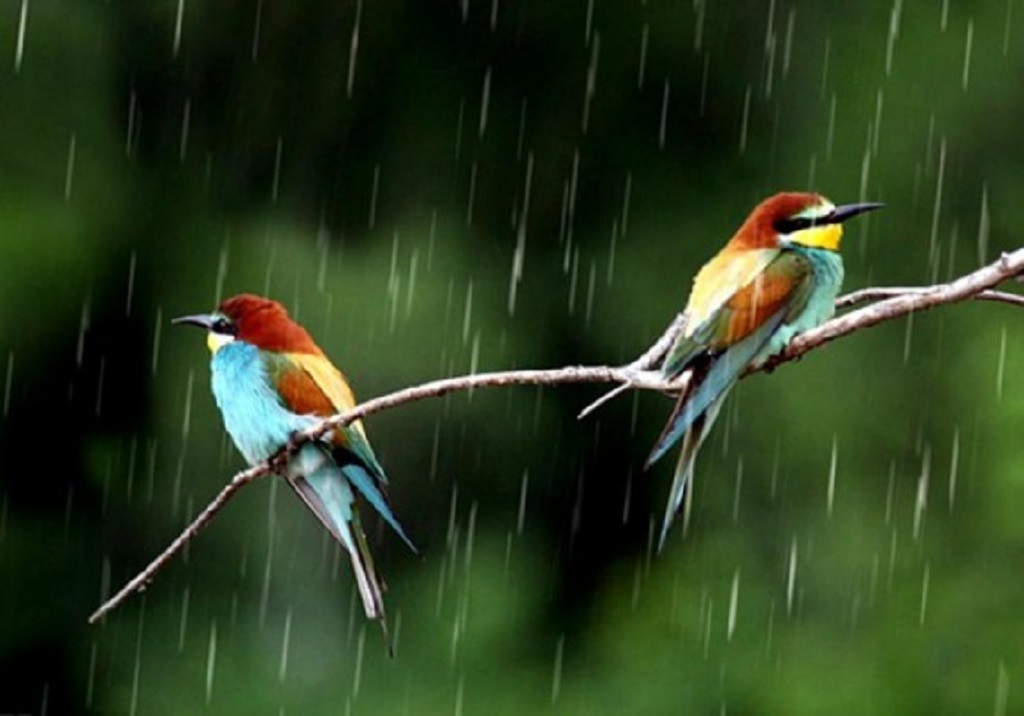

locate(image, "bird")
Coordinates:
646 192 883 549
173 293 416 640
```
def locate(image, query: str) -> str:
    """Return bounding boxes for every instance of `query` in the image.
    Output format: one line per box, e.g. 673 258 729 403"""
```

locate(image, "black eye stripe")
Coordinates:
773 217 815 233
212 317 237 335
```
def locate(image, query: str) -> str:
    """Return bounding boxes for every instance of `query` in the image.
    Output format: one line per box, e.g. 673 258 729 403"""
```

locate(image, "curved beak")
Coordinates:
171 313 215 330
828 202 885 224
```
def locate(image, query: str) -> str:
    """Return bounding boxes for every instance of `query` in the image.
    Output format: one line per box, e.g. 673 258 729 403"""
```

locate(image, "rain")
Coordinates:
2 1 1024 714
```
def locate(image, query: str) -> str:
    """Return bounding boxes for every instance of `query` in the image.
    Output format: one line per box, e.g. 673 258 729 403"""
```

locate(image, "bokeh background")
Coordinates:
2 1 1023 713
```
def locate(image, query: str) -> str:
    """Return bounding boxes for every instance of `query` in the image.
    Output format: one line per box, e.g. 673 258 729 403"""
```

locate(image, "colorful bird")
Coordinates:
647 192 882 549
173 294 416 638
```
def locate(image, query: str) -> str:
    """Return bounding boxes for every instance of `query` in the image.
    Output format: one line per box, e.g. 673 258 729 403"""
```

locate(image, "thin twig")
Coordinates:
89 247 1024 623
89 458 286 623
836 286 1024 309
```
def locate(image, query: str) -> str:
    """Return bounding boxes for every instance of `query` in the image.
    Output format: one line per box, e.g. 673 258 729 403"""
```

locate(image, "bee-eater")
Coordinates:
173 294 416 634
647 192 882 549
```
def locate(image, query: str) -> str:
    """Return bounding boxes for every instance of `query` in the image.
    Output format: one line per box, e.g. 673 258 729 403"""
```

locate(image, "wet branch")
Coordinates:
88 247 1024 624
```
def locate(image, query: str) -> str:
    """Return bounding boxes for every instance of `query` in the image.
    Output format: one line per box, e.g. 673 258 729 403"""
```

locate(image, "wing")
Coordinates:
276 352 378 468
269 352 417 552
646 306 787 467
663 247 780 377
663 249 810 376
647 251 813 466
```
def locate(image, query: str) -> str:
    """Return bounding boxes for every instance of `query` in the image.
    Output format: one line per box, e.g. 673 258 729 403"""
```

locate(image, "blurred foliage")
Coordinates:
1 0 1023 713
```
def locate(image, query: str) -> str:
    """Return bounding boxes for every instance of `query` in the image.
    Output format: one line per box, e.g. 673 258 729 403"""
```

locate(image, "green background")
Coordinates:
2 1 1023 713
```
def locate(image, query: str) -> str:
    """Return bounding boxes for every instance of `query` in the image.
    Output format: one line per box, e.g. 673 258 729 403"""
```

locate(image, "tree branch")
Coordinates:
88 247 1024 624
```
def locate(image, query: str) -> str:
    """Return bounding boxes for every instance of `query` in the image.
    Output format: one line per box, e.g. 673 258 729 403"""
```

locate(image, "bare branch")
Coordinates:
837 286 1024 309
90 247 1024 622
88 461 281 623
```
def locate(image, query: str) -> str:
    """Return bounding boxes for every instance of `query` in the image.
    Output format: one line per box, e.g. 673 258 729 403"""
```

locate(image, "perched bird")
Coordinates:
173 294 416 636
647 192 882 549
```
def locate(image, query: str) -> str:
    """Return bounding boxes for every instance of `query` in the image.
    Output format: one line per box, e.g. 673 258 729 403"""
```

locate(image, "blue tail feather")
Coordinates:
646 309 787 468
341 460 419 554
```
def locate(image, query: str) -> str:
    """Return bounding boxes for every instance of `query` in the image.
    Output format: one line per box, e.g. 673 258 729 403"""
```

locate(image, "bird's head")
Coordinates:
730 192 883 252
172 294 321 355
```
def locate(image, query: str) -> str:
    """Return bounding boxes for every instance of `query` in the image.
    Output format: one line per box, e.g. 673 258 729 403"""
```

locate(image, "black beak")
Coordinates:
828 202 885 224
171 313 216 330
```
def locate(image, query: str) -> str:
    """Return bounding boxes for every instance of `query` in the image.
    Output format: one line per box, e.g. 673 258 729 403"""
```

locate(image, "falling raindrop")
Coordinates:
961 19 974 90
462 280 474 344
124 251 138 317
368 164 380 230
994 661 1010 716
214 235 229 305
872 89 884 156
179 98 191 162
702 596 714 659
250 0 262 60
347 0 361 97
738 86 752 153
551 634 565 703
125 89 137 157
404 249 419 317
258 540 273 628
581 33 600 133
902 310 914 364
180 369 194 439
699 54 710 116
514 100 527 161
726 569 740 640
129 607 146 716
884 460 896 526
782 8 795 78
637 23 649 88
995 324 1007 400
14 0 28 72
694 0 706 49
947 427 960 511
466 162 478 226
658 80 670 149
270 136 283 203
885 0 902 75
929 137 947 276
173 0 185 56
977 185 990 265
205 619 217 705
763 0 777 98
913 446 930 540
76 294 91 367
567 246 580 314
584 259 597 324
786 536 798 615
150 308 163 377
86 641 97 708
64 133 76 201
178 586 190 652
826 435 838 517
278 607 293 682
606 221 618 286
479 66 491 137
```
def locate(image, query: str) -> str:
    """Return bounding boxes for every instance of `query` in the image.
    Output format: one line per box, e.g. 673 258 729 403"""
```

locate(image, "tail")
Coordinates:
657 396 724 550
286 444 390 639
646 309 788 545
646 309 787 468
